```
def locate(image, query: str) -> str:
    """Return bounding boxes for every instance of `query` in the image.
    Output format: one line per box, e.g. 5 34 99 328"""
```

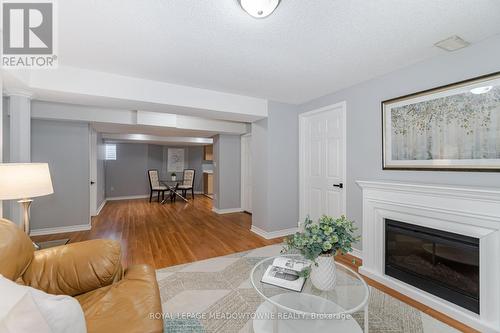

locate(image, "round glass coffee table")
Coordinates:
250 255 370 333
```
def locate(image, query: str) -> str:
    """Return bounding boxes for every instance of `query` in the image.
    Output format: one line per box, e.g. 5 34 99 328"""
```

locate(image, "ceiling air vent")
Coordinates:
434 35 470 52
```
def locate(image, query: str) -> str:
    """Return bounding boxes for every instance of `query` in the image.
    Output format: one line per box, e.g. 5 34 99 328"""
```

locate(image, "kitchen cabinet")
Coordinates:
203 145 213 161
203 172 213 195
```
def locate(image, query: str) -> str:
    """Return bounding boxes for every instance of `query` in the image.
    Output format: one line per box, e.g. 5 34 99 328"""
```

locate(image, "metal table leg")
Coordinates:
161 185 189 204
364 303 369 333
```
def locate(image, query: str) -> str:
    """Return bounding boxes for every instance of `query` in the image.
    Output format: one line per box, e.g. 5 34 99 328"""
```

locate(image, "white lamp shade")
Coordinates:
0 163 54 200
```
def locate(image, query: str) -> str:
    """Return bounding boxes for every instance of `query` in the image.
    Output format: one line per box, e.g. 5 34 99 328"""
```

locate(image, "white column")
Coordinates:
6 90 32 226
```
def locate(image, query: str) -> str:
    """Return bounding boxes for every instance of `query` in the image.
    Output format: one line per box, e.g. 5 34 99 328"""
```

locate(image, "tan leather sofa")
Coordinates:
0 218 163 333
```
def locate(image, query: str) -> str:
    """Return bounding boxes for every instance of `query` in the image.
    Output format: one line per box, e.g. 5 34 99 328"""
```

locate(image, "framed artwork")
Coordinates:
382 72 500 171
167 148 185 172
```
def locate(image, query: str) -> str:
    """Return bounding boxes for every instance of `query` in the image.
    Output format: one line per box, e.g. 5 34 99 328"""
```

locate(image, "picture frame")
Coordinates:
167 148 185 172
382 71 500 171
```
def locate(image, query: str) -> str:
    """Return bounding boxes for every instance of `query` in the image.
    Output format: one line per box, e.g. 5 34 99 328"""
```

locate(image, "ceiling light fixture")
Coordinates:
239 0 280 18
470 86 493 95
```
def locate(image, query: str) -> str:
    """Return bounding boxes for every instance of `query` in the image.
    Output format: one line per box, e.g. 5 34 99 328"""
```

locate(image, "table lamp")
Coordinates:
0 163 54 235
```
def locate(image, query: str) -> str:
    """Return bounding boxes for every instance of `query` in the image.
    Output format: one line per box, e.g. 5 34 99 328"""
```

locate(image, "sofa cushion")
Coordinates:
76 265 163 333
22 239 123 296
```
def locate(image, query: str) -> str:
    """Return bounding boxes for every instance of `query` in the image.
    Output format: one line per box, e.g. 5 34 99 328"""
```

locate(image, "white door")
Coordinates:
300 102 346 223
241 134 252 213
89 128 98 216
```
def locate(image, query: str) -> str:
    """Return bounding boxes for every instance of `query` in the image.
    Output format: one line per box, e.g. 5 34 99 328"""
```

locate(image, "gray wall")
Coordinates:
105 143 205 198
188 146 204 192
31 119 90 229
297 35 500 249
267 102 299 230
251 119 268 230
105 143 151 197
213 134 241 210
251 102 300 232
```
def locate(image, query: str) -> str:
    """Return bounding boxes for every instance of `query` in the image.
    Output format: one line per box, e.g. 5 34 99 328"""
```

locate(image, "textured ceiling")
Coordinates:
59 0 500 104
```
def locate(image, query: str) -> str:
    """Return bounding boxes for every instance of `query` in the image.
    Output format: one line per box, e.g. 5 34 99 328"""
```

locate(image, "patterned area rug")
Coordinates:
156 245 459 333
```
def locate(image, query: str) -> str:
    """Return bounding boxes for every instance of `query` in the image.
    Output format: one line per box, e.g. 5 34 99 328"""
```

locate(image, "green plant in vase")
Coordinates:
282 215 359 291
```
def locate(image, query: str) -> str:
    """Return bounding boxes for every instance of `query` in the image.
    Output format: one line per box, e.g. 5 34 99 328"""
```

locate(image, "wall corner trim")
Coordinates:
250 225 298 240
212 207 244 214
30 223 91 236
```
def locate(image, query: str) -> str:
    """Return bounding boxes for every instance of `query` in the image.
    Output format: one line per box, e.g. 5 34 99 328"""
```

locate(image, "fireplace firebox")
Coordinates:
385 219 479 314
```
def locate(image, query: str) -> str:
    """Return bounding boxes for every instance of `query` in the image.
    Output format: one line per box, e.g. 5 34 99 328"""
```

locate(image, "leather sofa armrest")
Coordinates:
75 264 163 333
22 239 123 296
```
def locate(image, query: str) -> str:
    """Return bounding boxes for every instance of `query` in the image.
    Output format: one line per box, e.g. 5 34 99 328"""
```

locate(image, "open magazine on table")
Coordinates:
261 257 311 292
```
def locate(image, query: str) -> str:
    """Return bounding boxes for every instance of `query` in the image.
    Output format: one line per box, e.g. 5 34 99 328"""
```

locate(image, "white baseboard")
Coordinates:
30 223 91 236
106 194 149 201
96 200 107 215
250 225 299 240
212 207 244 214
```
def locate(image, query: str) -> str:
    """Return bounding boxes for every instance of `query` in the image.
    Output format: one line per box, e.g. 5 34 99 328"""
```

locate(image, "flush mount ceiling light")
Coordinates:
239 0 280 18
470 86 493 95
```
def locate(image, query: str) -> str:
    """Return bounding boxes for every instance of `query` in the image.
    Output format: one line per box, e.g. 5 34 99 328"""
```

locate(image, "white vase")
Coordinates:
310 255 337 291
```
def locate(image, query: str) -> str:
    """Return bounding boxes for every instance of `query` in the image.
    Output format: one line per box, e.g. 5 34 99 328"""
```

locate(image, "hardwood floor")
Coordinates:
32 197 476 332
31 195 281 269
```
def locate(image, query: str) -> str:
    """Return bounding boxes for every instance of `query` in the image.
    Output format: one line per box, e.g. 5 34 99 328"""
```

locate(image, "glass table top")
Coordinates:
161 179 184 185
250 255 369 317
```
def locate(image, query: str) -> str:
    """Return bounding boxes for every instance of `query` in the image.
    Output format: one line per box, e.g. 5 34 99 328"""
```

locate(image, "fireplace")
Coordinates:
385 219 479 313
357 181 500 332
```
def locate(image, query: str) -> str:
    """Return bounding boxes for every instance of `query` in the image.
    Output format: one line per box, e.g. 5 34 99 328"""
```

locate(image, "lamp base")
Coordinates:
18 199 33 235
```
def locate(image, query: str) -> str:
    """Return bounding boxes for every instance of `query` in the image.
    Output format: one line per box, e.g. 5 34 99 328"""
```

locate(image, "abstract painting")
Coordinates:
382 72 500 171
167 148 185 172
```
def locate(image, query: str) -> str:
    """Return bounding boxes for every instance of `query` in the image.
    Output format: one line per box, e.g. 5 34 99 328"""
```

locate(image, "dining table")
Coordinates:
160 179 189 203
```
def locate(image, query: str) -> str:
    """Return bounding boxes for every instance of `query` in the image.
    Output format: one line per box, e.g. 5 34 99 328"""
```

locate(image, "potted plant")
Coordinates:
171 172 177 181
282 215 359 291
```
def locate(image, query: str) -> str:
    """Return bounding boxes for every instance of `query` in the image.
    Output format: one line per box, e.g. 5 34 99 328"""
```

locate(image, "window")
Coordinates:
105 144 116 160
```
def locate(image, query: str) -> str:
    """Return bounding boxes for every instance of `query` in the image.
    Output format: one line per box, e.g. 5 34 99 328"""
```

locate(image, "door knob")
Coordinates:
333 183 343 189
90 181 95 185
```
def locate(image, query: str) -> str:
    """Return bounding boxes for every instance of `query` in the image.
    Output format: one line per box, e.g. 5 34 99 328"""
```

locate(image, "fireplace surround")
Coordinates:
357 181 500 333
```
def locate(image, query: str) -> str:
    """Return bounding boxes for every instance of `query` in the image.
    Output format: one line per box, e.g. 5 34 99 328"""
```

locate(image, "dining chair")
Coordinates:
147 169 168 202
177 169 195 199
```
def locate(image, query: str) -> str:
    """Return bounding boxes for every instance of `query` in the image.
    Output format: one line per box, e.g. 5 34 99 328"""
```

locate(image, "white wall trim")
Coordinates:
240 133 252 213
212 207 244 214
349 248 363 260
298 101 347 225
250 225 299 240
106 194 149 201
89 127 98 216
30 223 91 236
96 200 107 215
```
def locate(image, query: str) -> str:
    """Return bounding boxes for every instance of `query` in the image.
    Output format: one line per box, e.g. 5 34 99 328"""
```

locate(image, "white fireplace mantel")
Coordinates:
357 180 500 333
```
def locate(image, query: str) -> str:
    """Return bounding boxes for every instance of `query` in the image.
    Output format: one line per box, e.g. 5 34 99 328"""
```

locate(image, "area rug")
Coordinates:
156 244 459 333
